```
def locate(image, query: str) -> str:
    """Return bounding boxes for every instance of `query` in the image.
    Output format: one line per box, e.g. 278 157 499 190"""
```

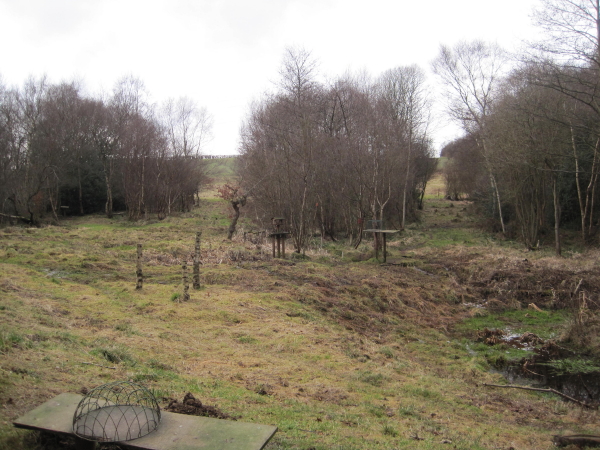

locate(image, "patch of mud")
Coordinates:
476 328 543 348
312 387 349 404
165 392 236 420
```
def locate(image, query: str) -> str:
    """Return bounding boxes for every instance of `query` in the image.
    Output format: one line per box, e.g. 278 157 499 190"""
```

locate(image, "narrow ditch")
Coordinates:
477 328 600 405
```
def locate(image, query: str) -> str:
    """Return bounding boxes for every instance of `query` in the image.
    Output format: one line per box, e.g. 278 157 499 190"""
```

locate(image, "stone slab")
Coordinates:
14 393 277 450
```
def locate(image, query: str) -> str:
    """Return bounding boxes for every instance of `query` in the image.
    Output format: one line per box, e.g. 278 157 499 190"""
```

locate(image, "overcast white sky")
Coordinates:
0 0 542 155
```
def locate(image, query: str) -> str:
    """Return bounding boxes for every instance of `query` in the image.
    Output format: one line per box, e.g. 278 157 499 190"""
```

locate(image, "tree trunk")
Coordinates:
402 137 412 229
103 159 113 219
552 175 562 257
78 161 84 215
490 172 506 235
227 202 240 240
572 130 600 243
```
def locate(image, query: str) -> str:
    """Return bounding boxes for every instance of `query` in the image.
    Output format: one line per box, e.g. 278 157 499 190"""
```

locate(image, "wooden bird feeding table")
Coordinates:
269 217 290 258
269 232 290 258
363 229 399 263
13 393 277 450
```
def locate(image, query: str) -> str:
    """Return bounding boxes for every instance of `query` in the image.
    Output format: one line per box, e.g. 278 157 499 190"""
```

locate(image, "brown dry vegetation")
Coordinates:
1 169 599 450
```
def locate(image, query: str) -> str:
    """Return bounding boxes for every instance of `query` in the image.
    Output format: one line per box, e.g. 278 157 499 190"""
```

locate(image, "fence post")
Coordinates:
193 231 201 289
182 262 190 301
136 244 143 290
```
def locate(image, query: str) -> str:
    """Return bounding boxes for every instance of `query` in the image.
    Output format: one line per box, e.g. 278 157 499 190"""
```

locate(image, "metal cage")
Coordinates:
72 381 161 443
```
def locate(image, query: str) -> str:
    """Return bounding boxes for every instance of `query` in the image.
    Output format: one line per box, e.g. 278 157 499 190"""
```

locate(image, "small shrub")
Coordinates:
133 372 159 382
291 252 310 261
238 335 257 344
542 358 600 376
91 345 135 365
404 386 441 399
368 405 386 417
399 404 421 418
382 425 398 437
254 384 271 395
0 330 31 353
148 359 174 371
379 346 395 359
114 322 133 333
357 370 387 387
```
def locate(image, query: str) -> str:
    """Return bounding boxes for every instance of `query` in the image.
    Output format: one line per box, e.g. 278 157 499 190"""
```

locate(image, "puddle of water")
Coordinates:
500 362 600 404
476 329 600 404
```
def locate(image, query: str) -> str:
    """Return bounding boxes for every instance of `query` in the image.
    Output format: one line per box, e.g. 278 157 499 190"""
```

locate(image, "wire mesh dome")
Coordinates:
72 381 161 443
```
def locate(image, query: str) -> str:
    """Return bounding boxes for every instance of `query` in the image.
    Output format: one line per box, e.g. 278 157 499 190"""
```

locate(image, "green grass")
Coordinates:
0 161 599 450
436 157 448 169
456 309 569 340
204 157 237 181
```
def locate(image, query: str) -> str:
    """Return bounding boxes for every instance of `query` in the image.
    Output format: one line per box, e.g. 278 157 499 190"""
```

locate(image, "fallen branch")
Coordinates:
80 362 117 370
483 383 596 409
572 278 584 298
0 213 29 222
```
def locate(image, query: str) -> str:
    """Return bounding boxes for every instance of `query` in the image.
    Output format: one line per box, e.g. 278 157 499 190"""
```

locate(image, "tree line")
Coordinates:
0 75 211 225
437 0 600 255
237 48 436 252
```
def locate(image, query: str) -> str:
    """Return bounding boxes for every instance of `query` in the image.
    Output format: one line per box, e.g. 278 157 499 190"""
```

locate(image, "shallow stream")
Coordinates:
478 328 600 405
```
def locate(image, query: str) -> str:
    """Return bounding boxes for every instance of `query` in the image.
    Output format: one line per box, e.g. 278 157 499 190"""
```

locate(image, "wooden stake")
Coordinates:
193 231 201 289
182 262 190 301
136 244 143 290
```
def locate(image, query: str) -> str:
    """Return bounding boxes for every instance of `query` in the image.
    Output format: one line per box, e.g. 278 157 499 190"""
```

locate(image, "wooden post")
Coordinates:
182 262 190 301
193 231 201 289
282 236 286 258
382 233 387 263
272 236 276 258
136 244 143 290
373 233 379 260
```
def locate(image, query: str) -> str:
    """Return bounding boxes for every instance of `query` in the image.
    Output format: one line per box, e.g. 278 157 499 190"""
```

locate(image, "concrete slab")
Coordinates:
14 393 277 450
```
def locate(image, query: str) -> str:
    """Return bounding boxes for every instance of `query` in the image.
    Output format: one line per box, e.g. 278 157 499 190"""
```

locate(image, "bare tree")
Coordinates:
161 96 212 158
110 76 158 220
376 65 431 228
529 0 600 243
240 54 435 250
89 100 119 218
532 0 600 66
160 96 212 214
276 46 321 252
218 183 247 239
433 41 509 233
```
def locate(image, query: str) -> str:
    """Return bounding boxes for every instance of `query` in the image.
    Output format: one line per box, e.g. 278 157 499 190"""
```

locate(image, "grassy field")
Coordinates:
1 162 599 450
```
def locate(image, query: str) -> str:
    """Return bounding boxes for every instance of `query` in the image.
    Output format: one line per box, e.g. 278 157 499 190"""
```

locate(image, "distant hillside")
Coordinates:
436 156 448 170
204 157 238 185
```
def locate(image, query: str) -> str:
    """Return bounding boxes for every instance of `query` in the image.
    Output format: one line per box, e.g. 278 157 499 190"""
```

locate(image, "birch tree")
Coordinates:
433 40 509 233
